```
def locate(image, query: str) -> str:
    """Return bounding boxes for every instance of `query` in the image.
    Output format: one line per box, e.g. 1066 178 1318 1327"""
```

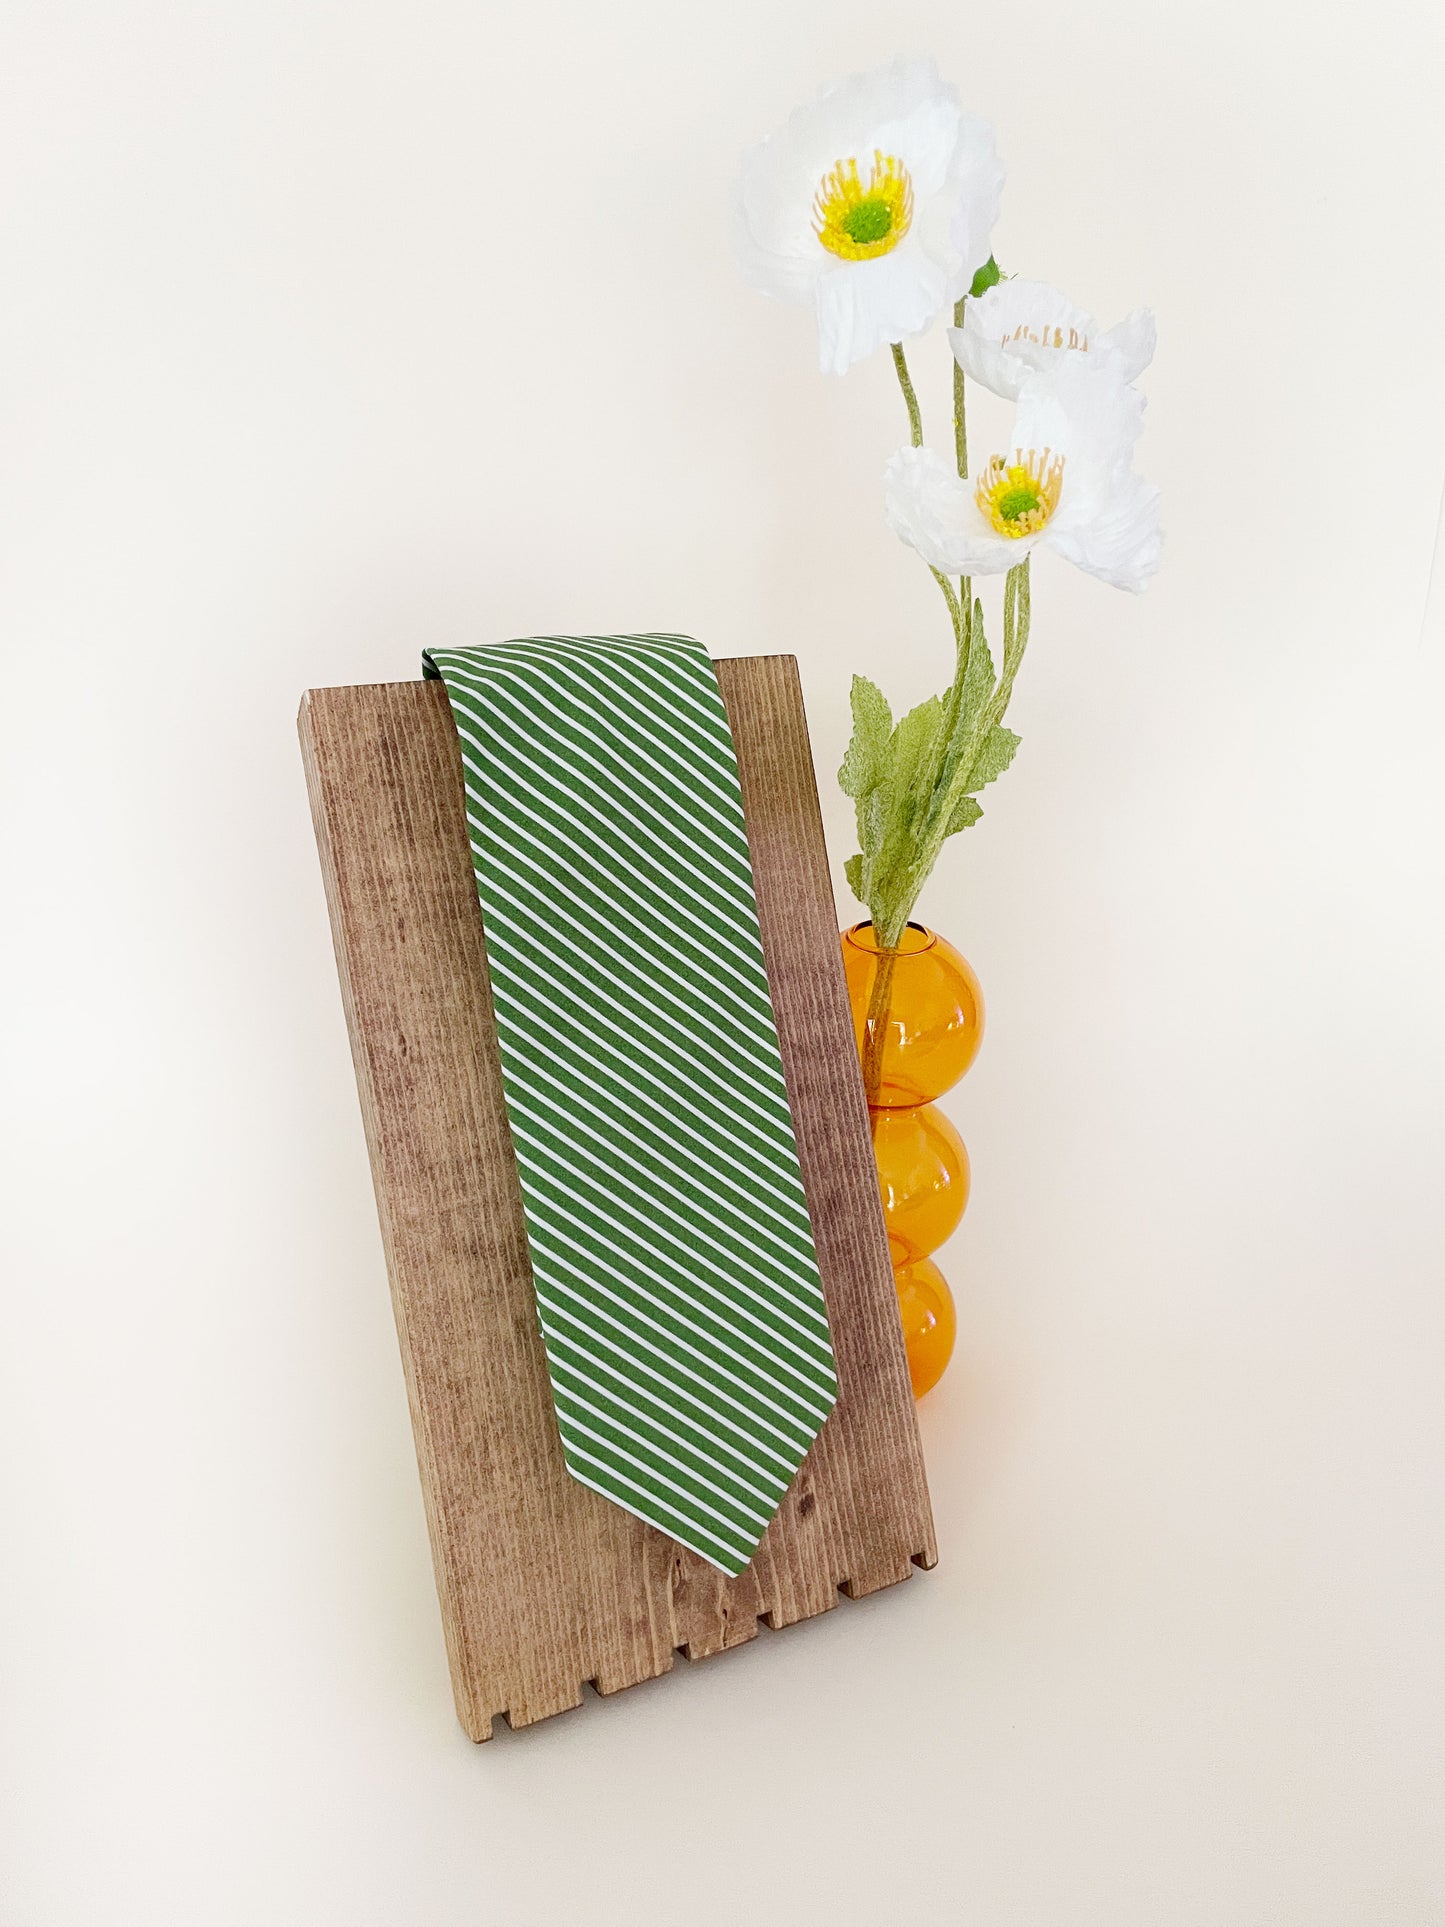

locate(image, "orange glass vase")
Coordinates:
841 922 984 1398
840 922 983 1107
868 1102 971 1267
893 1258 958 1400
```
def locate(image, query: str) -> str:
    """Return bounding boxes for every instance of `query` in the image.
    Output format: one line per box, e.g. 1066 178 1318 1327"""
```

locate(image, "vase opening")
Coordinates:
844 920 936 958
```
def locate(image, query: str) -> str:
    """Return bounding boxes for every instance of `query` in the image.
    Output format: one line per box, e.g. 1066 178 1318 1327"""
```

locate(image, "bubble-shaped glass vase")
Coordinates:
840 923 983 1109
868 1102 971 1268
841 921 985 1399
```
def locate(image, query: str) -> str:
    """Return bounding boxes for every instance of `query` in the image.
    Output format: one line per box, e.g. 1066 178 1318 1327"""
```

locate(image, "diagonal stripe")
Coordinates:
434 640 754 827
537 1306 806 1471
543 1352 782 1505
522 1216 829 1437
480 900 798 1124
486 997 822 1261
484 945 801 1175
442 664 759 885
511 1168 837 1402
505 1109 831 1326
458 759 779 1033
447 671 762 905
470 835 798 1129
424 634 837 1575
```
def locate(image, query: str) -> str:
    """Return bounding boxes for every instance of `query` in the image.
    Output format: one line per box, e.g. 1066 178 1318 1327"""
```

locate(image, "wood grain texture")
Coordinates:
298 655 937 1740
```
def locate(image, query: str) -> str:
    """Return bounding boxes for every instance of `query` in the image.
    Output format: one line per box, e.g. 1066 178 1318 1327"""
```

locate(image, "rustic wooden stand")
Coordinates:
299 655 936 1740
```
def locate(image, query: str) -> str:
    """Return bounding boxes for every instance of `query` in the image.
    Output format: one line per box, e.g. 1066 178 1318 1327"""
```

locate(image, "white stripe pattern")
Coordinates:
424 633 837 1574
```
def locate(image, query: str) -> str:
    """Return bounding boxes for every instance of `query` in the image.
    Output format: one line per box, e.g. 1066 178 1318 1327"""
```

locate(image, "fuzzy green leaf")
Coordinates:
838 675 893 799
964 725 1021 794
944 794 984 836
859 696 947 931
843 852 865 902
969 255 1002 299
960 607 996 720
887 695 944 804
860 784 889 859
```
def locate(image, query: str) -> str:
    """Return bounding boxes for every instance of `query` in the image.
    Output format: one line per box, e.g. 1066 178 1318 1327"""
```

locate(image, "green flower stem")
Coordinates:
914 313 976 886
931 567 964 642
890 347 963 645
924 556 1032 853
872 330 990 952
927 312 977 784
914 584 973 864
997 555 1032 713
866 558 1034 955
863 349 1038 1002
891 334 970 848
939 586 973 746
890 342 923 447
951 296 969 481
849 315 1036 982
860 941 899 1109
952 299 973 688
867 339 937 968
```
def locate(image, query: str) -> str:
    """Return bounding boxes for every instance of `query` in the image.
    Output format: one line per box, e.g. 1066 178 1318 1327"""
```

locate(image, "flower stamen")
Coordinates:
813 152 914 262
1004 322 1090 352
976 448 1065 538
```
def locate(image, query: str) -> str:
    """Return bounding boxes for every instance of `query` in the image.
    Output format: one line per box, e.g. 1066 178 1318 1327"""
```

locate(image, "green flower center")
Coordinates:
995 480 1043 523
813 153 914 262
976 452 1066 539
842 197 894 246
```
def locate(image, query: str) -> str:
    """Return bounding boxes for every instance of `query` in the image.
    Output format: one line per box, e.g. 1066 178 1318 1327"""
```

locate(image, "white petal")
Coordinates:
1045 468 1162 592
873 91 962 198
942 524 1037 576
1013 356 1146 487
946 112 1005 284
970 277 1098 349
1097 307 1157 383
735 142 827 301
954 278 1154 397
948 323 1025 399
815 238 951 373
735 59 1003 366
883 445 1036 576
812 56 959 164
734 58 961 305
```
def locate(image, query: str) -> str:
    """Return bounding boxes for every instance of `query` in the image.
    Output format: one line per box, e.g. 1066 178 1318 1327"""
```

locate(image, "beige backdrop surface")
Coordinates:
2 1 1443 1922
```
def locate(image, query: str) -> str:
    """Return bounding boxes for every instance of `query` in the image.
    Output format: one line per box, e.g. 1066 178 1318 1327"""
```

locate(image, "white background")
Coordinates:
3 1 1443 1921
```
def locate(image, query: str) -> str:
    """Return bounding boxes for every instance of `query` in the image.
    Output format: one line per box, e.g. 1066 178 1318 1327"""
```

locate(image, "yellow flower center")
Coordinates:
1004 322 1090 352
976 449 1065 538
813 152 914 261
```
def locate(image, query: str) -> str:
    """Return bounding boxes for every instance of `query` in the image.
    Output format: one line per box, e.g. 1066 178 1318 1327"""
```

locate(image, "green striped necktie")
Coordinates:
423 634 838 1575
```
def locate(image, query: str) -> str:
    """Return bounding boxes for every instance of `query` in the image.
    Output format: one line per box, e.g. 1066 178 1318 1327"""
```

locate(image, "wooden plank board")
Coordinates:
298 655 937 1740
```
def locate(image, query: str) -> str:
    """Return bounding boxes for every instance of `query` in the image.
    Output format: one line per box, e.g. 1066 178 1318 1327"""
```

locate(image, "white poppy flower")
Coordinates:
949 277 1156 400
883 358 1161 591
736 58 1004 376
